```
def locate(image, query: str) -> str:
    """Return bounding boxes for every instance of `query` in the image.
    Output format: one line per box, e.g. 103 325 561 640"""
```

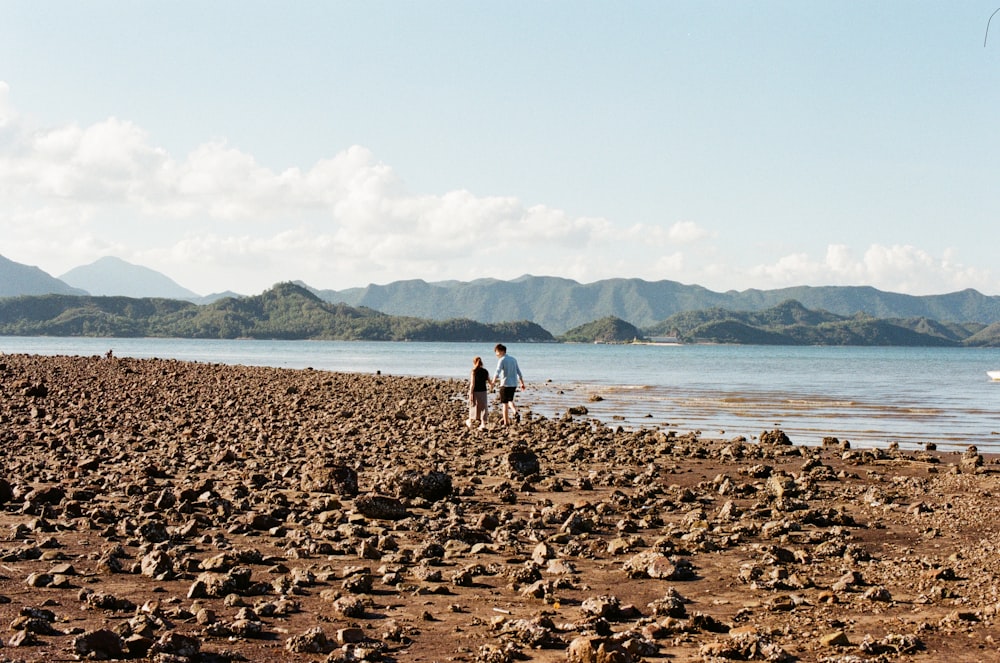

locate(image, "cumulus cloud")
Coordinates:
2 83 992 296
743 243 991 295
2 85 659 292
0 81 18 129
667 220 715 243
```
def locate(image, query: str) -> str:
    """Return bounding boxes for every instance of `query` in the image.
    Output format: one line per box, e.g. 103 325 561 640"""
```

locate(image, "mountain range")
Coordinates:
309 277 1000 334
4 253 1000 334
3 282 999 346
0 255 87 297
1 255 233 304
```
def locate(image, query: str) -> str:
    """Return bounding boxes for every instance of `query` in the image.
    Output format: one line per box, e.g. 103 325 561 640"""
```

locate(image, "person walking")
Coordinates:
491 343 525 426
467 356 490 430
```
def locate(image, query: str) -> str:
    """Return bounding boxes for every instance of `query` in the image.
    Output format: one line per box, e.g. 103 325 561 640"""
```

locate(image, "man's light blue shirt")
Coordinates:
495 354 523 387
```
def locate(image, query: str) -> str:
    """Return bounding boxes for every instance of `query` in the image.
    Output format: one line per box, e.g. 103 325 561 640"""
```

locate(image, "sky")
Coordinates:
1 2 999 297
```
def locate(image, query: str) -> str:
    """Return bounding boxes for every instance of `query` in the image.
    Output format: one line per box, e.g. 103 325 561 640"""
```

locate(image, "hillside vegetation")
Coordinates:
6 252 1000 335
312 276 1000 334
646 300 987 346
559 316 646 343
0 283 553 342
3 286 1000 346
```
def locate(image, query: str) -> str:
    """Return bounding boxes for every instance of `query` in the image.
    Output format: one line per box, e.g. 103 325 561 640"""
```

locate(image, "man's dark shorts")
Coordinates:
499 386 517 403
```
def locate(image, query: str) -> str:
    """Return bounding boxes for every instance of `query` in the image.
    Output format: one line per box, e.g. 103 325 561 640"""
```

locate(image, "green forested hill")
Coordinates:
0 283 553 342
559 316 646 343
644 300 988 346
3 286 1000 346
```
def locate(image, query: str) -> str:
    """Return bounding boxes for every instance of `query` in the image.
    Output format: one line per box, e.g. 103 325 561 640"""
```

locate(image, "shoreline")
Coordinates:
520 379 1000 455
1 353 999 661
4 338 1000 456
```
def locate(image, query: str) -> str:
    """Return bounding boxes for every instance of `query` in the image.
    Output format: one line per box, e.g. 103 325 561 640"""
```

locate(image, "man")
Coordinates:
491 343 525 426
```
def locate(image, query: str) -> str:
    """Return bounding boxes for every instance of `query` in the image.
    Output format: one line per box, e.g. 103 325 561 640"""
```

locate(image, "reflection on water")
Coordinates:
522 381 1000 453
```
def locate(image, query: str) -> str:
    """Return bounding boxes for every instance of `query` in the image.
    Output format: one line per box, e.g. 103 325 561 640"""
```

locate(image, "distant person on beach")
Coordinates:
467 356 490 430
491 343 525 426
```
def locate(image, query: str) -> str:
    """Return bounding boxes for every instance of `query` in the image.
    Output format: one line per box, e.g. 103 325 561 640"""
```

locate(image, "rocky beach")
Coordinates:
1 353 999 663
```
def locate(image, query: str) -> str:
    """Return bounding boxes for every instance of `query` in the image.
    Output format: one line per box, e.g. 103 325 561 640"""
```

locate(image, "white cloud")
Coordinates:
0 86 644 291
1 82 996 297
742 243 992 295
667 220 715 243
0 81 19 130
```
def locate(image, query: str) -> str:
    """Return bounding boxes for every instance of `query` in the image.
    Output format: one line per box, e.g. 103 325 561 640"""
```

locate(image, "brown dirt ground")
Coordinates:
1 353 999 662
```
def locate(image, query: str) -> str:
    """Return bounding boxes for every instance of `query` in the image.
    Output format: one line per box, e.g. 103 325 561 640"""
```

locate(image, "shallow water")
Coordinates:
3 337 1000 452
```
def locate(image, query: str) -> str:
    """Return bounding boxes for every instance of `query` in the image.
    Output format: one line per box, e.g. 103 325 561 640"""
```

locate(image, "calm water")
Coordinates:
4 336 1000 453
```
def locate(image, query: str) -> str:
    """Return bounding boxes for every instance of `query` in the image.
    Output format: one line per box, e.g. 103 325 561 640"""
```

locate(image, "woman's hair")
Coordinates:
473 356 483 368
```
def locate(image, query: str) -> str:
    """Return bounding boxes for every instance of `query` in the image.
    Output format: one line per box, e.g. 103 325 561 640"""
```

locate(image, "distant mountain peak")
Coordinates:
0 254 87 297
59 256 200 300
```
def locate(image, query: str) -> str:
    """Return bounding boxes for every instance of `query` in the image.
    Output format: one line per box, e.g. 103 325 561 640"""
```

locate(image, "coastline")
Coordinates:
5 336 999 455
1 353 999 661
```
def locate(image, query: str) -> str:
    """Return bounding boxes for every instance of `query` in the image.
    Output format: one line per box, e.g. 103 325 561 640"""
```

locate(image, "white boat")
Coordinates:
988 371 1000 381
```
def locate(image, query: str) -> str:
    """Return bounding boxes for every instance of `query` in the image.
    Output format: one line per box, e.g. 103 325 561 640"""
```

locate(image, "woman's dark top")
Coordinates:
471 366 489 392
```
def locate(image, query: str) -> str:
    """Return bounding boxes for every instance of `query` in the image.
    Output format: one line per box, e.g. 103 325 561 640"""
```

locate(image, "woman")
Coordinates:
467 356 490 430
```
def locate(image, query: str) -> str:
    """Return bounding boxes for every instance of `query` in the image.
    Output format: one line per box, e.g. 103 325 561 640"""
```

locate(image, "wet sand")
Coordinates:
1 353 999 662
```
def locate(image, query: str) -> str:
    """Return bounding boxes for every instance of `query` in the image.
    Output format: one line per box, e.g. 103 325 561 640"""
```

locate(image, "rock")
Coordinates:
329 595 366 618
505 446 540 477
301 464 359 496
766 473 797 499
647 590 688 618
140 549 174 579
149 632 201 658
80 589 136 612
567 636 601 663
960 446 983 473
229 618 264 637
581 595 623 620
11 616 60 636
860 633 924 655
701 632 791 662
623 552 696 580
566 634 641 663
355 494 409 520
73 629 126 659
336 627 366 645
24 485 65 505
25 572 53 588
124 633 154 657
760 429 793 446
9 629 38 647
820 630 851 647
286 626 334 653
392 469 453 502
862 586 892 602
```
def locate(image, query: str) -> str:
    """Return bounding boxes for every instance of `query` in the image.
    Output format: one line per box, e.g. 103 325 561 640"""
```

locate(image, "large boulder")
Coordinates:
355 495 409 520
300 464 359 496
392 470 452 502
505 446 540 477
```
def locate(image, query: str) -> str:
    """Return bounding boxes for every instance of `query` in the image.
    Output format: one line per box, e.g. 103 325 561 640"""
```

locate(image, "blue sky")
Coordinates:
2 1 998 296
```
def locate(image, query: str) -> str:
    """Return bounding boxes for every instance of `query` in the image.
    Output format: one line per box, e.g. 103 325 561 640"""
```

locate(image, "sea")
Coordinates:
3 336 1000 454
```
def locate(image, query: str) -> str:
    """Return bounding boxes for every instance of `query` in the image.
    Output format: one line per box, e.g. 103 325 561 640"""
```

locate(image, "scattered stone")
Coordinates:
0 353 995 663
